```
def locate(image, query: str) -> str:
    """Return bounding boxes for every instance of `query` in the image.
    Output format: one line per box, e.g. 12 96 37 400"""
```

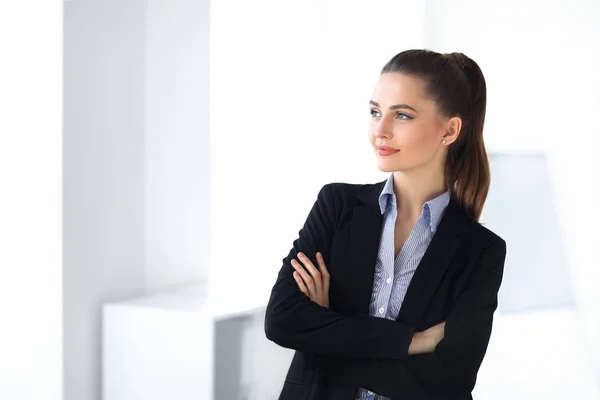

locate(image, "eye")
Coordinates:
396 112 413 120
370 108 381 117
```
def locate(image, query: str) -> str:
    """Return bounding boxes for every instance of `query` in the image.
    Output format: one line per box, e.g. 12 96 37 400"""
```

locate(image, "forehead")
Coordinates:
371 72 429 105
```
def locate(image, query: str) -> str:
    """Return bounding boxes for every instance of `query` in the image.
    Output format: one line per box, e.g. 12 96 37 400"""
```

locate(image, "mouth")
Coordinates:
376 145 399 156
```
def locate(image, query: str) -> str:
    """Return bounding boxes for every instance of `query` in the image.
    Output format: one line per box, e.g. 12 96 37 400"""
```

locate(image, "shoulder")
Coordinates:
320 181 370 197
316 181 383 223
464 217 507 256
318 180 383 206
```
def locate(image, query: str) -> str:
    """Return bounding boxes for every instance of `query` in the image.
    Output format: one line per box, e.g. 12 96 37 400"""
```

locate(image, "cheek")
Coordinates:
401 122 440 148
368 127 377 143
408 132 436 149
392 132 440 166
368 120 439 151
393 129 427 151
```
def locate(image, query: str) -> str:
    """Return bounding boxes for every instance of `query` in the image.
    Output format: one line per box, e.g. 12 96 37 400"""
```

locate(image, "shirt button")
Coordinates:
386 277 392 283
379 307 385 314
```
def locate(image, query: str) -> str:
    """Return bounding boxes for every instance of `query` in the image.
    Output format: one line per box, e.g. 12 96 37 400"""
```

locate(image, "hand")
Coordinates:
291 252 330 308
408 321 446 355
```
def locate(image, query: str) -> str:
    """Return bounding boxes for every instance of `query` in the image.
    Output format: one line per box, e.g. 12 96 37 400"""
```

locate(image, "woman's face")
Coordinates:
368 72 451 173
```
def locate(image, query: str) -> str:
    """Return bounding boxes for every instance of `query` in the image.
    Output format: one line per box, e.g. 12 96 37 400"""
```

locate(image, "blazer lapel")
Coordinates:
395 197 468 326
342 180 386 316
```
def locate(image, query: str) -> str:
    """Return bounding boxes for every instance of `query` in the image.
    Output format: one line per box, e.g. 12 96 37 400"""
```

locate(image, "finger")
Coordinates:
316 252 330 280
297 252 322 293
293 271 309 296
316 252 330 293
298 252 321 279
291 259 316 294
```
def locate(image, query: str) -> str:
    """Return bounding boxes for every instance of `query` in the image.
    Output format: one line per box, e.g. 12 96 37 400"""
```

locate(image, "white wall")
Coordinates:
64 1 147 399
145 0 210 292
0 1 63 399
475 308 600 399
209 0 427 317
544 3 600 380
484 154 573 313
425 0 600 381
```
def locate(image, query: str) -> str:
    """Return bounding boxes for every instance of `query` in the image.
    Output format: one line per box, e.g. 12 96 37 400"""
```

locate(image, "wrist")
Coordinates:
409 330 438 355
408 332 427 355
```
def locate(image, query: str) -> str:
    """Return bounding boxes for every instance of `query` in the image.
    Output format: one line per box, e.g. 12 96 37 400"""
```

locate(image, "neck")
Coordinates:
392 167 447 220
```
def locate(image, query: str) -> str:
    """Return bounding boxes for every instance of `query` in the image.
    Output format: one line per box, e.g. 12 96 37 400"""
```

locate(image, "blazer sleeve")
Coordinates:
264 183 415 360
311 239 507 398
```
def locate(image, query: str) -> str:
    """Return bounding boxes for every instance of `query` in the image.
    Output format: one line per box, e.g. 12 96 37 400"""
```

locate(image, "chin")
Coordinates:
376 161 401 173
377 165 393 172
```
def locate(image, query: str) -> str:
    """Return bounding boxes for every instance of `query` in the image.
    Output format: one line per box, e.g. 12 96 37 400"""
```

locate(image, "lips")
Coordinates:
377 145 397 152
376 145 399 156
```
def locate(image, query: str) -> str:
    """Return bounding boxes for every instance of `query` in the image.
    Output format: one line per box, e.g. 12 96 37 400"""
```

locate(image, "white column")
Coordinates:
145 0 211 293
0 1 63 400
63 1 147 399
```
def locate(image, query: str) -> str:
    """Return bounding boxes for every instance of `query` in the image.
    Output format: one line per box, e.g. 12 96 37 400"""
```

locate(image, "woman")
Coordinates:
264 49 507 400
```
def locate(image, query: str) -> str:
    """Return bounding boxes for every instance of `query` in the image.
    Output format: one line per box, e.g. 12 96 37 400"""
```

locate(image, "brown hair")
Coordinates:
381 49 489 221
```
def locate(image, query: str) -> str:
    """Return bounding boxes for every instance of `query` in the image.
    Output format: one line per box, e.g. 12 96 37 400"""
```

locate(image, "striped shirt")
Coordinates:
356 173 450 400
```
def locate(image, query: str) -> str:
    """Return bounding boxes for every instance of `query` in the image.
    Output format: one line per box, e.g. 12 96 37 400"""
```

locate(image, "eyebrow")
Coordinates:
369 100 418 113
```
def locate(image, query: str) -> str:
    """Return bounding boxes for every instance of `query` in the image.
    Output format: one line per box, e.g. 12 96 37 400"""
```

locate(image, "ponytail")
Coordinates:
443 53 489 221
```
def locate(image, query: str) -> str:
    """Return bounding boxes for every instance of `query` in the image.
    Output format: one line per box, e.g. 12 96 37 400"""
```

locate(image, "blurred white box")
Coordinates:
102 285 213 400
475 307 600 399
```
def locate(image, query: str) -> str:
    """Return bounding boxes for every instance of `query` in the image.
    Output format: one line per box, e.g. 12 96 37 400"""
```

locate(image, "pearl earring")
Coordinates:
442 140 447 145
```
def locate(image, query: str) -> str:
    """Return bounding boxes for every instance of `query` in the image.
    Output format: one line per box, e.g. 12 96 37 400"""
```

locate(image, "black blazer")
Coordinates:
265 180 507 400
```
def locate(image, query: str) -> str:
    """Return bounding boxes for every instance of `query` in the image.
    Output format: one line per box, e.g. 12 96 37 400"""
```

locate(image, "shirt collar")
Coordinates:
378 173 451 233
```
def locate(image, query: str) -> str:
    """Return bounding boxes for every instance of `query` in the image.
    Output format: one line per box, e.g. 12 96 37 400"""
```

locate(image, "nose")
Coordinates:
374 120 391 139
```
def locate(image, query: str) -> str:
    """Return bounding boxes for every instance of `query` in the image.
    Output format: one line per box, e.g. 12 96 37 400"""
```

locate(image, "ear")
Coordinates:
442 116 462 145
